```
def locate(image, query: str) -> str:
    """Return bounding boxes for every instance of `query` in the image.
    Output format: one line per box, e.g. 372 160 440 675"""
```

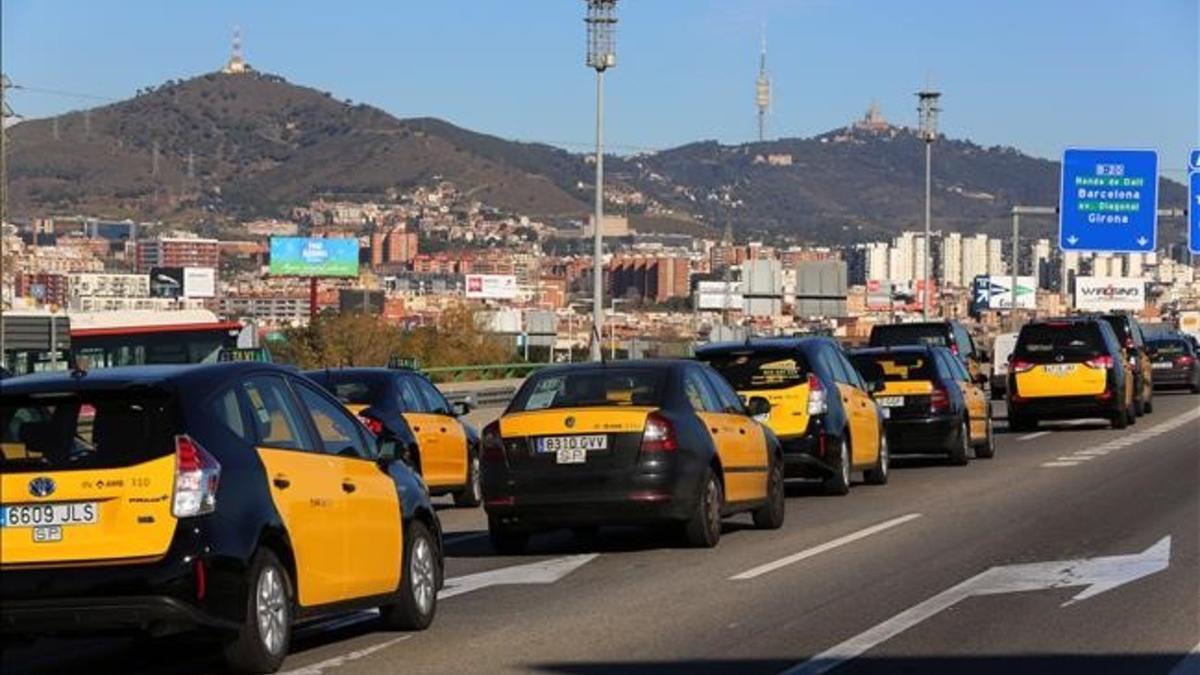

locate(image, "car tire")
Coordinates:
683 468 723 548
222 548 292 675
948 420 970 466
487 516 529 555
1111 407 1128 430
379 520 439 631
1191 380 1200 394
1127 400 1138 426
752 461 786 529
863 434 889 485
1007 411 1034 433
1143 390 1153 414
822 436 852 496
452 453 482 508
975 415 996 459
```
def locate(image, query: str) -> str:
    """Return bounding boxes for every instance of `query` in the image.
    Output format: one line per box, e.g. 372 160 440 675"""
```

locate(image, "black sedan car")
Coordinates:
1 363 442 673
1146 337 1200 393
481 360 784 551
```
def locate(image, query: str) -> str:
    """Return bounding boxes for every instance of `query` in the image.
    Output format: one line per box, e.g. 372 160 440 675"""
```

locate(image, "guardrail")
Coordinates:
444 386 518 409
423 363 546 383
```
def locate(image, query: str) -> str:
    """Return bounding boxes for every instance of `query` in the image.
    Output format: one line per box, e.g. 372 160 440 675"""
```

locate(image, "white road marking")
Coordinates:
1040 408 1200 469
1018 431 1050 441
441 554 598 599
1057 455 1095 462
780 537 1172 675
278 636 411 675
1168 639 1200 675
1042 461 1080 467
731 514 922 581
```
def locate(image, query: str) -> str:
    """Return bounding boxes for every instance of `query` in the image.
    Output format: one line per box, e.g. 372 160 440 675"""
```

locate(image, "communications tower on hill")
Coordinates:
755 28 771 142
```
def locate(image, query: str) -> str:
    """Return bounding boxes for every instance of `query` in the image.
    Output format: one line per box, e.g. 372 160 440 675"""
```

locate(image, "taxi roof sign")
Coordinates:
218 347 273 363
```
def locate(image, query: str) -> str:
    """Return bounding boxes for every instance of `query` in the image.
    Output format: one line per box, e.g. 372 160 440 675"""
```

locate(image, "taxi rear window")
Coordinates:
869 325 949 348
0 392 178 472
511 369 666 411
850 353 935 382
1015 324 1105 357
1148 341 1189 357
701 352 812 391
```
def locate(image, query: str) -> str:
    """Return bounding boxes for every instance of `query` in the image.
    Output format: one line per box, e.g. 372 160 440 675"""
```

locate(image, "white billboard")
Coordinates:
695 281 742 310
465 274 517 300
975 275 1037 310
1074 276 1145 312
183 267 216 298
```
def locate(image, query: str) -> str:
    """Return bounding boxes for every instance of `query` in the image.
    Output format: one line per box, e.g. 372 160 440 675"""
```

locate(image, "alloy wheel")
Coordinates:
256 566 288 656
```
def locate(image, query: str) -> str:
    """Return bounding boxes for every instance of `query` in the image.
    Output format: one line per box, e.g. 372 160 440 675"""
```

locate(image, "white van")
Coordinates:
990 332 1018 400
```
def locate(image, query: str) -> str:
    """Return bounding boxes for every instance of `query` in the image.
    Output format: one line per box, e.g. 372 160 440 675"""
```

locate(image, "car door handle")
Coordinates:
341 480 357 494
272 475 291 490
440 427 448 433
738 428 746 435
413 426 421 432
710 428 720 434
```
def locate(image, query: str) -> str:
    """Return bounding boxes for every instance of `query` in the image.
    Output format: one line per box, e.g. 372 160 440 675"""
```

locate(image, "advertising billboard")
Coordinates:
695 281 742 311
269 237 360 278
1074 276 1145 312
465 274 518 300
971 275 1036 312
182 267 216 298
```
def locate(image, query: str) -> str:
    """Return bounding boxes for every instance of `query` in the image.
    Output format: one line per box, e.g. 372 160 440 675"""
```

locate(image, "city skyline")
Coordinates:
2 0 1196 170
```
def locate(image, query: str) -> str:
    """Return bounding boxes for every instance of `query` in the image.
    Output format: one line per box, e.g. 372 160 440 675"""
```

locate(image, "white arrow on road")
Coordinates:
782 536 1171 675
440 554 598 599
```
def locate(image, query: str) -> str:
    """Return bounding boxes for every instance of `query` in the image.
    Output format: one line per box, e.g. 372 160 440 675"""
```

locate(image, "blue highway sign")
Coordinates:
1190 170 1200 255
1189 149 1200 172
1059 148 1158 253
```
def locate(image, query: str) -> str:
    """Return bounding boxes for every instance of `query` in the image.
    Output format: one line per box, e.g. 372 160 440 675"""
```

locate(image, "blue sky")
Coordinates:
3 0 1197 173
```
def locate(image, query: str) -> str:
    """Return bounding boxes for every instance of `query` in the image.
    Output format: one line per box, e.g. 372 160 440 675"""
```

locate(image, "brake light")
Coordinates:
949 344 959 356
641 412 678 453
1176 355 1196 367
807 373 828 416
1085 355 1115 370
481 421 505 462
1010 359 1035 374
930 386 951 414
1124 337 1135 350
173 435 220 518
358 414 384 436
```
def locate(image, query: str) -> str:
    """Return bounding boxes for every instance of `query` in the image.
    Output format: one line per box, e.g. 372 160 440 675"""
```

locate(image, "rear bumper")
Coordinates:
1007 394 1121 420
777 420 837 478
1151 368 1198 387
884 415 959 453
482 457 701 527
0 595 239 637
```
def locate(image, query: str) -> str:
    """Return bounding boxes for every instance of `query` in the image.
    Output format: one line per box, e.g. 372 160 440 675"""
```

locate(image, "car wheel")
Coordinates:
1191 380 1200 394
752 461 786 529
379 520 439 631
975 415 996 459
488 515 529 555
223 549 292 675
1143 389 1153 414
1127 400 1138 426
948 420 969 466
453 453 482 508
683 468 723 548
863 434 889 485
822 436 852 496
1111 407 1128 430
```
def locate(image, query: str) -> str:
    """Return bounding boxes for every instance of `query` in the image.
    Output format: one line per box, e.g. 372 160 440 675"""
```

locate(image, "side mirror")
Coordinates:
376 437 398 469
973 373 989 386
453 400 473 417
746 396 771 420
869 379 887 394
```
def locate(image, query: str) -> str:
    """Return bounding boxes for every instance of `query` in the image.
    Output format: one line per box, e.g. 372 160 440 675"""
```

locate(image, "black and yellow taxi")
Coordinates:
1094 312 1155 416
0 363 443 674
849 345 994 465
696 338 887 496
305 367 482 508
481 360 785 551
1007 318 1137 431
869 320 986 384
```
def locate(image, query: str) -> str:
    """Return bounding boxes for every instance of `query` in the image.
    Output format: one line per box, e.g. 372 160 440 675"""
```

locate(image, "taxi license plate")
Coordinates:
1152 362 1172 370
876 396 905 408
0 502 99 529
537 435 606 464
1043 364 1076 376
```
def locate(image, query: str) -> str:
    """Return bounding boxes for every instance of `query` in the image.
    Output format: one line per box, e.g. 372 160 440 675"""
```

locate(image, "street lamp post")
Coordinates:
916 88 941 320
585 0 617 361
610 297 628 360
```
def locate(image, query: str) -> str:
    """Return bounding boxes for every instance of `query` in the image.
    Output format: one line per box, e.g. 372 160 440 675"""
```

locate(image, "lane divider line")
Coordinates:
1018 431 1051 442
1042 461 1080 467
1040 407 1200 469
277 636 411 675
730 514 922 581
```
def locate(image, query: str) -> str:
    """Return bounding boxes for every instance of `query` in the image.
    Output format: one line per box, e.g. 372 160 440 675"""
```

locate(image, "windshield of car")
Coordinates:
700 352 812 391
0 392 178 472
869 324 949 348
850 352 936 382
510 369 666 411
1015 324 1106 358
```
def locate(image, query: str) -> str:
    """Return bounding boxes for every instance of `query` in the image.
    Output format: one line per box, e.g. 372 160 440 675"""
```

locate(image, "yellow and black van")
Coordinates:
1007 318 1137 431
1 363 443 673
697 338 888 496
481 360 784 551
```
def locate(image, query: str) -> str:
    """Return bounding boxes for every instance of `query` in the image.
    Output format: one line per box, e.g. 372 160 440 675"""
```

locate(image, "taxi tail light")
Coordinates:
1176 355 1196 367
641 412 678 453
806 373 828 416
1097 389 1114 401
358 414 385 436
173 435 220 518
1009 358 1035 374
481 421 505 462
949 344 960 356
930 386 951 414
1085 355 1115 370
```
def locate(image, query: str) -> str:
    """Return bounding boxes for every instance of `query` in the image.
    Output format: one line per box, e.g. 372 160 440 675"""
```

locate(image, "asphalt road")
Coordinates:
5 393 1199 675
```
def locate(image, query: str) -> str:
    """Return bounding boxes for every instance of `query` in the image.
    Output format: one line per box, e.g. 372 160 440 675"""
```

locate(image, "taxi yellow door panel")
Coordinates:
964 385 988 441
0 455 178 567
337 456 402 599
256 448 344 607
837 384 877 467
696 411 766 504
1015 365 1106 398
404 411 456 488
499 408 654 437
737 385 810 438
438 418 469 488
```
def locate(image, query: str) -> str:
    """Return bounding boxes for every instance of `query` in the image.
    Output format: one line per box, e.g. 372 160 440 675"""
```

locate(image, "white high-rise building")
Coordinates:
941 232 963 287
1063 250 1081 284
1126 253 1144 279
987 238 1007 276
962 234 989 285
865 242 890 281
1092 254 1117 277
1032 239 1052 286
890 232 919 283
